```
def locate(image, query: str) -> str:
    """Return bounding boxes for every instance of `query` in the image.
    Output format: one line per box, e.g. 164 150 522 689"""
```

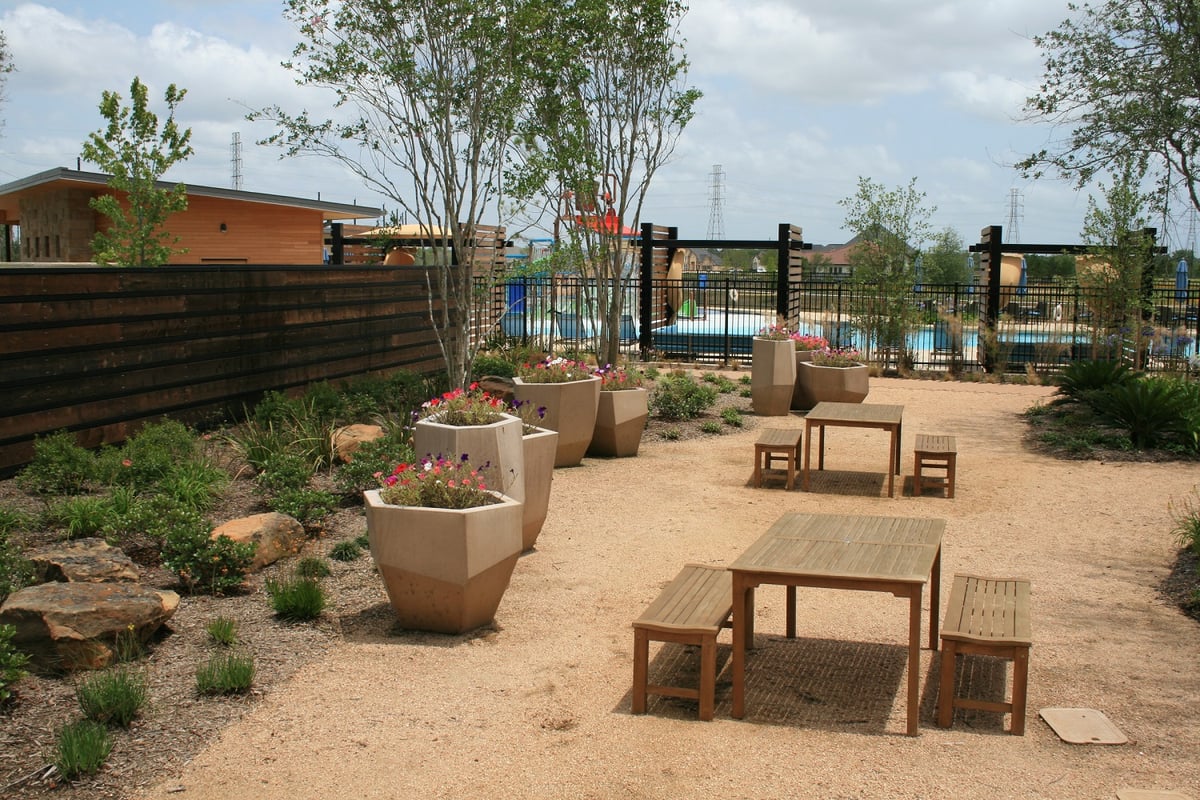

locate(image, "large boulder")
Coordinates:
0 582 179 671
26 537 140 584
211 512 305 570
331 424 385 463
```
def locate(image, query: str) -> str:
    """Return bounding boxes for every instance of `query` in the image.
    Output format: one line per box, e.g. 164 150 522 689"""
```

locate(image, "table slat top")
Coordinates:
731 513 945 584
806 402 905 425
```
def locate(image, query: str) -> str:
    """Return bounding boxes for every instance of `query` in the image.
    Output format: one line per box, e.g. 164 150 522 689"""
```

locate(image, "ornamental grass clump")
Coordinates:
812 347 865 367
517 356 593 383
416 384 511 426
377 455 500 509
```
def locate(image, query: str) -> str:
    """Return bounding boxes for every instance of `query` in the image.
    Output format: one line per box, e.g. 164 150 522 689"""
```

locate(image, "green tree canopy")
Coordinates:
80 77 193 266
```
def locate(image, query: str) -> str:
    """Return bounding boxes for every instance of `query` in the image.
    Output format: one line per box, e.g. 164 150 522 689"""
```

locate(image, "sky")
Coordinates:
1 0 1189 251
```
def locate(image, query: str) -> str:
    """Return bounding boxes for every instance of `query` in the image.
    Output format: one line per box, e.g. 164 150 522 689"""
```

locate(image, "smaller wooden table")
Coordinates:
753 428 803 490
803 402 904 497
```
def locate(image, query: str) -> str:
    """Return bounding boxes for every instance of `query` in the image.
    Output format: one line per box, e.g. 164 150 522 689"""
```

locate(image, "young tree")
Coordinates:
838 177 936 368
522 0 700 364
252 0 534 390
80 77 193 266
1019 1 1200 217
0 29 13 130
922 227 970 285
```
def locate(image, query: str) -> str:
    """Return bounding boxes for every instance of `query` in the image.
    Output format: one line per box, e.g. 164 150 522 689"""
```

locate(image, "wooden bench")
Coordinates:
913 433 957 498
632 564 733 721
753 427 803 490
937 573 1032 735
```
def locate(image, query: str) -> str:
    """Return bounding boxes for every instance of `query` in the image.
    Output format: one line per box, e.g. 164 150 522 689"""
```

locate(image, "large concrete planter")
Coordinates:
789 349 819 410
412 413 524 502
751 337 797 416
587 387 649 458
794 361 870 409
520 426 558 551
363 490 522 634
513 375 601 467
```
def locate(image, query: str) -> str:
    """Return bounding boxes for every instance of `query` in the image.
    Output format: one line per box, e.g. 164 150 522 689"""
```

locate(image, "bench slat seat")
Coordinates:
632 564 733 721
938 573 1032 734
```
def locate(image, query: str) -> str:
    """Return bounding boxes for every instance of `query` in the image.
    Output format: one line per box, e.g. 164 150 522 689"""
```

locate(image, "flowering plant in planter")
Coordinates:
376 454 500 509
756 323 792 340
791 333 828 351
414 384 510 426
517 356 593 383
812 347 865 367
593 363 646 391
510 398 549 434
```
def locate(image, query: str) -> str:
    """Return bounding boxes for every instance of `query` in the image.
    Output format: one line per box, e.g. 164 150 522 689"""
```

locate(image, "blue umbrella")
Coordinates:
1017 257 1028 296
1176 258 1190 301
913 255 923 293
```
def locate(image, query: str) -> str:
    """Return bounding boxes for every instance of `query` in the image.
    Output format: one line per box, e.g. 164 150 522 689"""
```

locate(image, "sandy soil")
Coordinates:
128 377 1200 800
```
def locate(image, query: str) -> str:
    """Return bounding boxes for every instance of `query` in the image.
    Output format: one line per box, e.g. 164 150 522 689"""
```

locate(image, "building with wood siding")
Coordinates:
0 167 380 265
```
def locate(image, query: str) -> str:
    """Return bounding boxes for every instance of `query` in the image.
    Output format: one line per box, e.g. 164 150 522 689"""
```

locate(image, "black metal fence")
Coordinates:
480 275 1200 375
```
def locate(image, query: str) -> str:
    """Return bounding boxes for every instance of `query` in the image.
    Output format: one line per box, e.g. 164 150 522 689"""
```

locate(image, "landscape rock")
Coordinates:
26 537 140 584
211 512 305 570
476 375 516 406
332 424 385 463
0 581 180 671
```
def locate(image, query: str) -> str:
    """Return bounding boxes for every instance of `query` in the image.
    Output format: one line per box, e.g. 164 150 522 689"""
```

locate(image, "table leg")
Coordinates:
907 589 922 736
786 585 796 637
887 426 897 497
929 546 941 651
732 574 752 719
818 424 826 470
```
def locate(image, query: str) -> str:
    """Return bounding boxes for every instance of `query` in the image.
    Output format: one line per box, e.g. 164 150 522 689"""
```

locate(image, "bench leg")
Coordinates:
946 456 956 499
632 629 649 714
1010 646 1029 735
937 639 957 728
913 456 923 496
698 635 716 721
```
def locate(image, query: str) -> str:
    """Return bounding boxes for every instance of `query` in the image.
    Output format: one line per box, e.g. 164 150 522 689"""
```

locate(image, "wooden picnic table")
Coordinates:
803 402 905 497
730 512 945 735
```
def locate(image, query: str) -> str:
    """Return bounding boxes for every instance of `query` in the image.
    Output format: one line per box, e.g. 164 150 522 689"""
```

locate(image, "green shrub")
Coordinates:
1090 377 1194 449
1171 488 1200 557
471 353 518 379
0 532 34 603
720 407 745 427
265 574 327 621
661 427 682 441
1055 359 1139 406
161 517 255 596
738 387 753 398
699 420 722 434
54 719 112 781
738 374 751 385
328 539 363 562
206 616 239 646
257 451 315 494
295 556 332 578
195 652 255 695
155 459 227 512
333 432 415 497
101 419 200 490
76 668 147 728
0 623 30 703
268 487 338 525
700 372 737 393
17 431 96 495
354 532 370 550
649 373 718 421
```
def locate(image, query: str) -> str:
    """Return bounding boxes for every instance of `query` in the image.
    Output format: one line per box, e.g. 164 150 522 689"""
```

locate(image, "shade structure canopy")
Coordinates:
1176 258 1190 300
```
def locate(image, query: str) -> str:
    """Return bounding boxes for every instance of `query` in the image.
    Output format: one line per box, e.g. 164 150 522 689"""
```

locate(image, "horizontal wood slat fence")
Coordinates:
0 265 446 474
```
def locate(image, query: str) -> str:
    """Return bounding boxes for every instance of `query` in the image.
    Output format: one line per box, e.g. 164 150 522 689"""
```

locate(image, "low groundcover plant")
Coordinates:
376 455 500 509
416 384 510 426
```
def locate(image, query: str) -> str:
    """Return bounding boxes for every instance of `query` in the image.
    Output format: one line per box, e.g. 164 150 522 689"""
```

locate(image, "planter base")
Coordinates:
376 554 520 635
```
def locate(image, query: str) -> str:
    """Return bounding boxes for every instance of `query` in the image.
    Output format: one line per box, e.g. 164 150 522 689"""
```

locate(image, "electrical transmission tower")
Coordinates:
1006 188 1023 243
230 132 243 191
707 164 725 240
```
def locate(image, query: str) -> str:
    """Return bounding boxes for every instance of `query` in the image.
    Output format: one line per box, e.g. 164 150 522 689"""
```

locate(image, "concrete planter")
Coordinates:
513 375 601 467
587 387 649 458
751 337 797 416
412 413 524 502
789 349 819 410
363 489 522 634
520 426 558 551
794 361 870 409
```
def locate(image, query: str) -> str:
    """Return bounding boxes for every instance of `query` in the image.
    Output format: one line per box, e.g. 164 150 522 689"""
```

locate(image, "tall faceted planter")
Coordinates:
364 490 522 634
587 387 649 457
789 349 819 410
751 337 797 416
520 426 558 551
412 413 525 503
795 361 870 409
512 375 601 467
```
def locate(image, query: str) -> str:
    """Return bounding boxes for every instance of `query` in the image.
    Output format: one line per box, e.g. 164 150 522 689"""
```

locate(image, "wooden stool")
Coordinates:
914 433 957 498
632 564 733 721
937 574 1032 735
753 428 803 490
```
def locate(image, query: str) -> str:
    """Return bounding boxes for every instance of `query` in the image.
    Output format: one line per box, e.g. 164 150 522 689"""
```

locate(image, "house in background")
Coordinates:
0 167 381 265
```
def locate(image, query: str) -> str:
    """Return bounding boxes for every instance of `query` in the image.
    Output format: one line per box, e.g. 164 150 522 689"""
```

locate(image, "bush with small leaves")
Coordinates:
195 652 255 695
700 420 723 434
333 433 415 498
661 427 682 441
0 624 30 703
0 531 34 603
76 668 147 728
17 431 96 495
329 539 363 562
649 373 718 421
265 574 327 621
54 719 112 781
161 515 255 596
721 407 745 427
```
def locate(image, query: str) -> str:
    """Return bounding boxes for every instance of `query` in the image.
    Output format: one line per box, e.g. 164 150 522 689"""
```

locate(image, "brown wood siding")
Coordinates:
0 265 446 473
165 196 332 265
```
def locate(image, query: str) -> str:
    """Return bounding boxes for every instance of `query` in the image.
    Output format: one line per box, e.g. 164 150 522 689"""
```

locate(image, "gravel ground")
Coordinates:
6 375 1200 799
